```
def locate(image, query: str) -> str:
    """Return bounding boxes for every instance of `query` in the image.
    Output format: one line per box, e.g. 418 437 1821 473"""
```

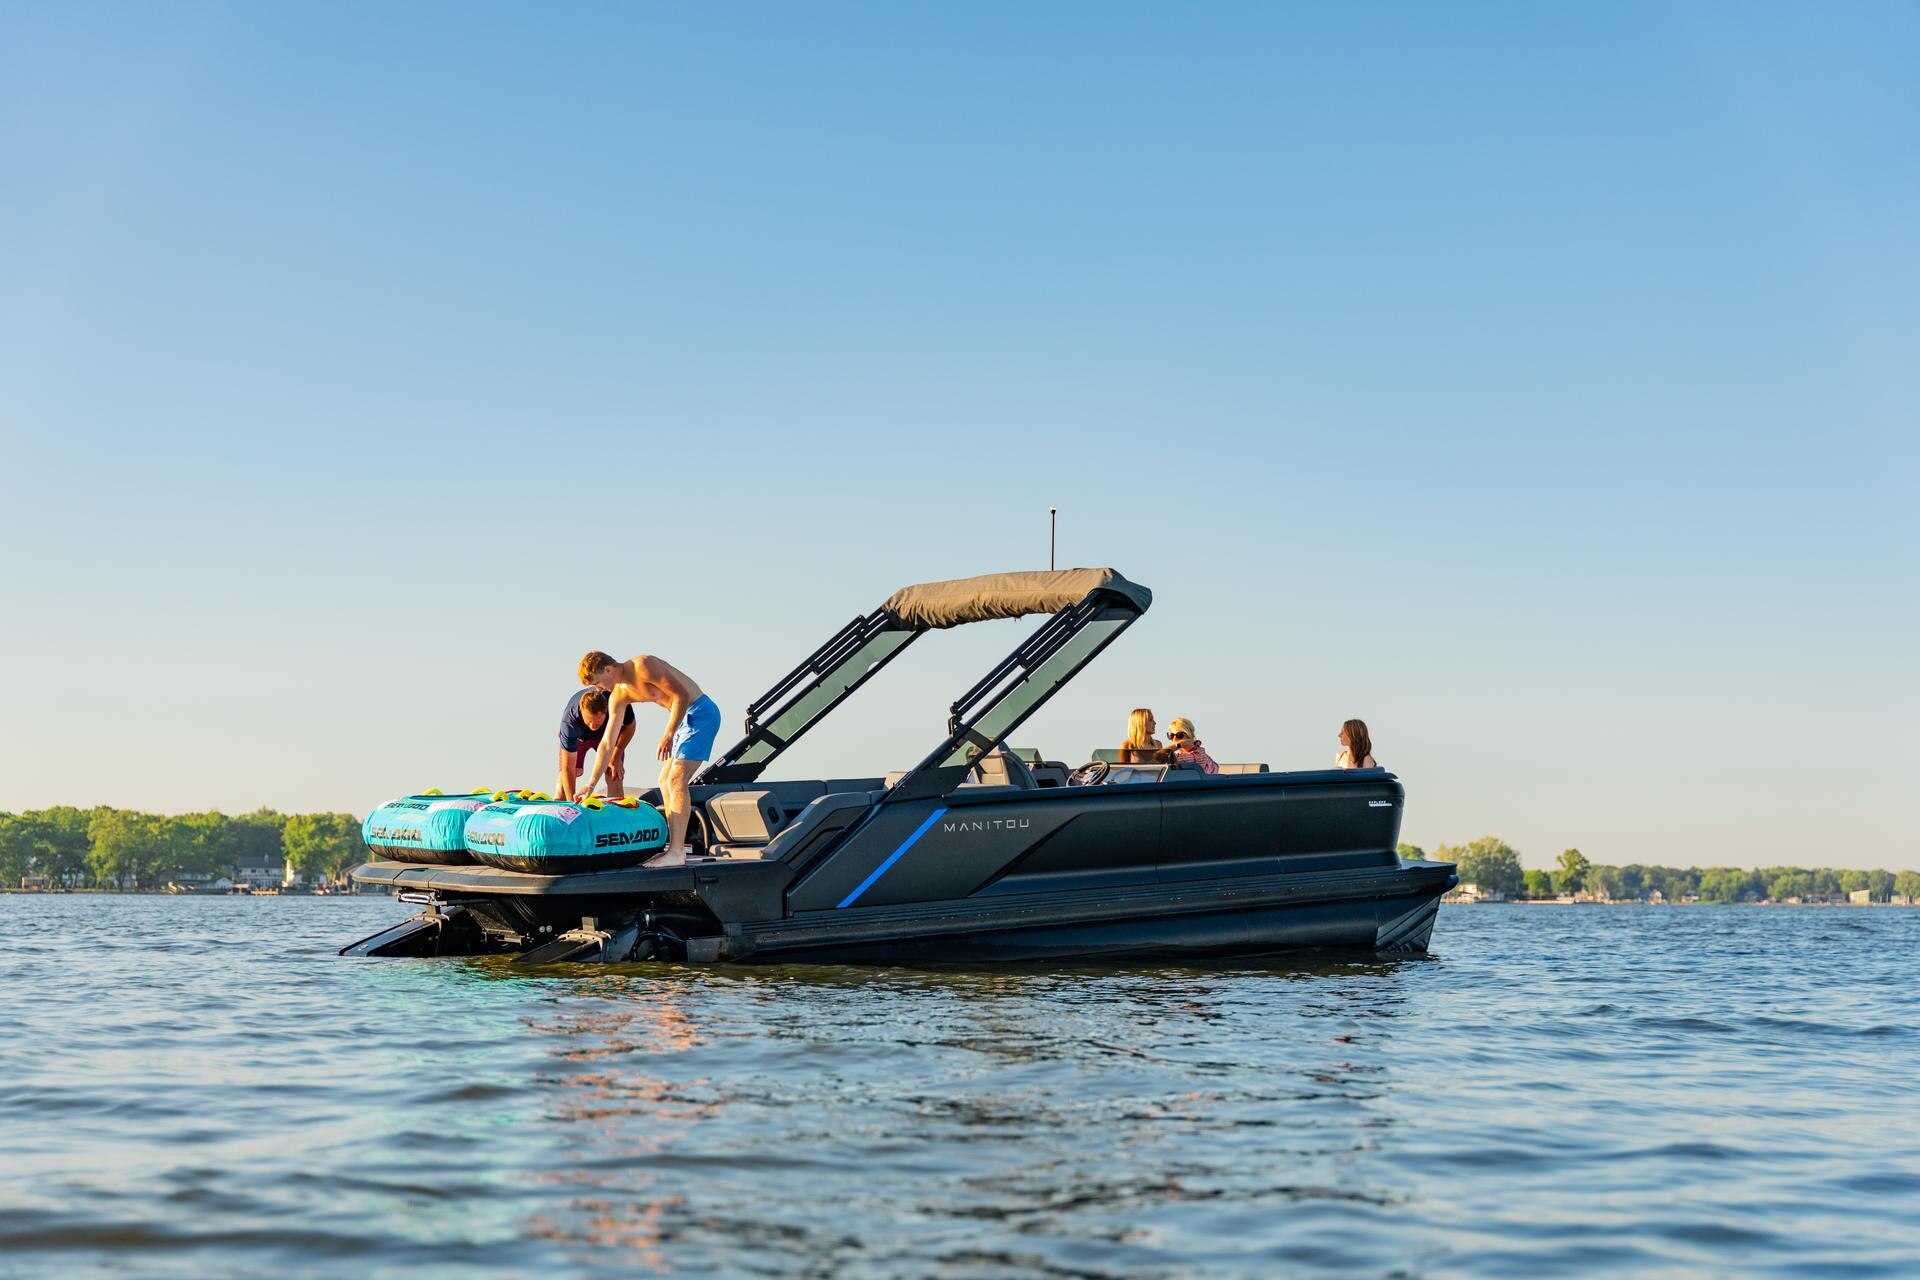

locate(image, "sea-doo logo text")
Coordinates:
941 818 1032 833
1368 800 1393 808
367 825 423 843
595 828 663 848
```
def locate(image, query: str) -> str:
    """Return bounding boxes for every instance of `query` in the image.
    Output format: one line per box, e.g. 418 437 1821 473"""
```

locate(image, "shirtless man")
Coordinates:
574 651 721 866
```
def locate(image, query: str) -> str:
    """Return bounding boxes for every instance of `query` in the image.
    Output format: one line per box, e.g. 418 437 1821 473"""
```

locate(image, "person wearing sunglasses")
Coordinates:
1166 717 1219 774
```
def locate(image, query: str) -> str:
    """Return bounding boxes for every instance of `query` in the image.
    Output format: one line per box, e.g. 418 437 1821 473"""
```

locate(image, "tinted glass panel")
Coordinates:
939 618 1127 767
739 630 916 765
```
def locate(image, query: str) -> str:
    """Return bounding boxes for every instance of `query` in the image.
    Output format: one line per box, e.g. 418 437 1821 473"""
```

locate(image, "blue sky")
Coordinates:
1 3 1914 868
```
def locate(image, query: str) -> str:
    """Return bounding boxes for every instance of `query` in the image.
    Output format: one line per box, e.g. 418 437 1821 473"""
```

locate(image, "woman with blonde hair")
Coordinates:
1119 708 1172 764
1335 719 1378 769
1167 717 1219 774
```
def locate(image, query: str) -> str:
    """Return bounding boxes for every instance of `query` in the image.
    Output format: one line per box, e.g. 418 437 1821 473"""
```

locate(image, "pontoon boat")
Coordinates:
343 569 1456 964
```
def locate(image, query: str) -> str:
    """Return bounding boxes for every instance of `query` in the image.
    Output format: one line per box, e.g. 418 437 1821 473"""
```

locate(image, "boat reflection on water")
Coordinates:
516 981 707 1273
450 955 1423 1273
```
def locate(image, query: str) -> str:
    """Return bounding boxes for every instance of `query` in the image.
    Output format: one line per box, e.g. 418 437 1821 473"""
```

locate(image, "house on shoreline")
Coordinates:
233 849 285 891
1443 882 1508 904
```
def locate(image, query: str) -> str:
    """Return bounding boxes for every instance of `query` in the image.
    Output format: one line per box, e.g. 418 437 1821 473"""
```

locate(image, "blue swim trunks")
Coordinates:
670 695 721 762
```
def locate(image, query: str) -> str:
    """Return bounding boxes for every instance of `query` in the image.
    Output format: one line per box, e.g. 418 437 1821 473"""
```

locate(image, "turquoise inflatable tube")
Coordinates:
362 792 491 865
466 797 668 874
458 792 545 867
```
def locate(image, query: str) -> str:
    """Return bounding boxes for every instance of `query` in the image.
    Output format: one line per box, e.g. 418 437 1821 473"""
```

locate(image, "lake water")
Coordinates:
0 895 1913 1279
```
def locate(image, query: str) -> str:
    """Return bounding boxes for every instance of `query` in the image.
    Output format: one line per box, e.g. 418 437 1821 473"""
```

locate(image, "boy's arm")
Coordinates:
609 718 635 781
556 746 578 801
578 690 629 793
654 690 688 760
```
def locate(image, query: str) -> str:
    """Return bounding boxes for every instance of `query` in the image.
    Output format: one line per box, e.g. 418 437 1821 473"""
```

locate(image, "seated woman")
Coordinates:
1118 708 1175 764
1167 717 1220 774
1335 718 1379 769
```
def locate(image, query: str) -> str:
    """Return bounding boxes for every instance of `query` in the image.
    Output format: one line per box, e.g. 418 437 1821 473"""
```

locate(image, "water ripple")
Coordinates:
0 896 1916 1278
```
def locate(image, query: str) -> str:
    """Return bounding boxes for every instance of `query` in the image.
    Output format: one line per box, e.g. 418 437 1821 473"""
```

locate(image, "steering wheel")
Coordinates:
1069 760 1111 787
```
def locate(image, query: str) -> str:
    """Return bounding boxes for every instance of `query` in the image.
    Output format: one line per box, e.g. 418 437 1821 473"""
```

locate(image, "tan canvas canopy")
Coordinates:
883 568 1152 630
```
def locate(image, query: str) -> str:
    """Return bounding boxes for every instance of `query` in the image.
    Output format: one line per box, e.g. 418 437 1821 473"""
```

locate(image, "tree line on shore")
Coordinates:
1408 836 1920 903
7 806 1915 901
0 806 364 890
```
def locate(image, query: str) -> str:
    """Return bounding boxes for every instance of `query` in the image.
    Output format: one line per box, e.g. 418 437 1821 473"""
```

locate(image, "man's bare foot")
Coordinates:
645 846 687 868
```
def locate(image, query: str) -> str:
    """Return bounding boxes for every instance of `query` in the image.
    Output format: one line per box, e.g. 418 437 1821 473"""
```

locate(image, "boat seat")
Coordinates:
707 790 786 846
1030 762 1071 788
760 790 888 864
960 747 1038 790
886 749 1040 791
1013 746 1077 785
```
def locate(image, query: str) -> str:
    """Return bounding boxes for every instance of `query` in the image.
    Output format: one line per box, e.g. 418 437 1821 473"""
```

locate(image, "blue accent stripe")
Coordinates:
836 807 947 909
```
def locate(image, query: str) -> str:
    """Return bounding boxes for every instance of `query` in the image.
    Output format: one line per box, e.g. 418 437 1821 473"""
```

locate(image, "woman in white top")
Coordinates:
1335 719 1378 769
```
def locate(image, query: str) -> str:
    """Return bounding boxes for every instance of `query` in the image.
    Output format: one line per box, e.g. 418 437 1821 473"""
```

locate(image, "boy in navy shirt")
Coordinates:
557 688 635 801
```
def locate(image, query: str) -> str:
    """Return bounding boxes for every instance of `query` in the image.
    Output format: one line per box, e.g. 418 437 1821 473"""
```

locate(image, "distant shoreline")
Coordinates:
1453 898 1918 908
0 887 367 897
4 888 1913 909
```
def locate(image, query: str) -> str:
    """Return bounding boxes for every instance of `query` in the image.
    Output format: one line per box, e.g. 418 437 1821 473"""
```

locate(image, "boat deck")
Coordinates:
351 858 704 896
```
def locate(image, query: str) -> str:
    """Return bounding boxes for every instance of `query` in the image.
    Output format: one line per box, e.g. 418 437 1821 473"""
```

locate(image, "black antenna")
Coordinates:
1049 507 1057 571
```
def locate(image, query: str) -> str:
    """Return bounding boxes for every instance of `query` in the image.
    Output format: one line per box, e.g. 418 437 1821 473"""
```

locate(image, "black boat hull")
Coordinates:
700 874 1450 965
343 854 1454 964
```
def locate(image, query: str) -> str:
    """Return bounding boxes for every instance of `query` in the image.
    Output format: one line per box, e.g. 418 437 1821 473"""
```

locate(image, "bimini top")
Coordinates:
699 566 1153 787
883 568 1152 630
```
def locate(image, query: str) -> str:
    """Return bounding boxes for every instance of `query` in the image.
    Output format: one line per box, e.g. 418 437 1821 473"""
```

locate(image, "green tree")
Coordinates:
1652 867 1698 901
87 809 194 890
1523 869 1554 899
1887 870 1915 902
282 813 365 883
1556 848 1590 895
1618 864 1647 900
0 814 30 885
21 807 95 886
173 811 241 878
1698 866 1761 903
1839 869 1869 894
231 809 286 867
1397 842 1427 861
1437 836 1524 897
148 813 232 883
205 809 288 882
1590 864 1625 901
1768 869 1813 902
